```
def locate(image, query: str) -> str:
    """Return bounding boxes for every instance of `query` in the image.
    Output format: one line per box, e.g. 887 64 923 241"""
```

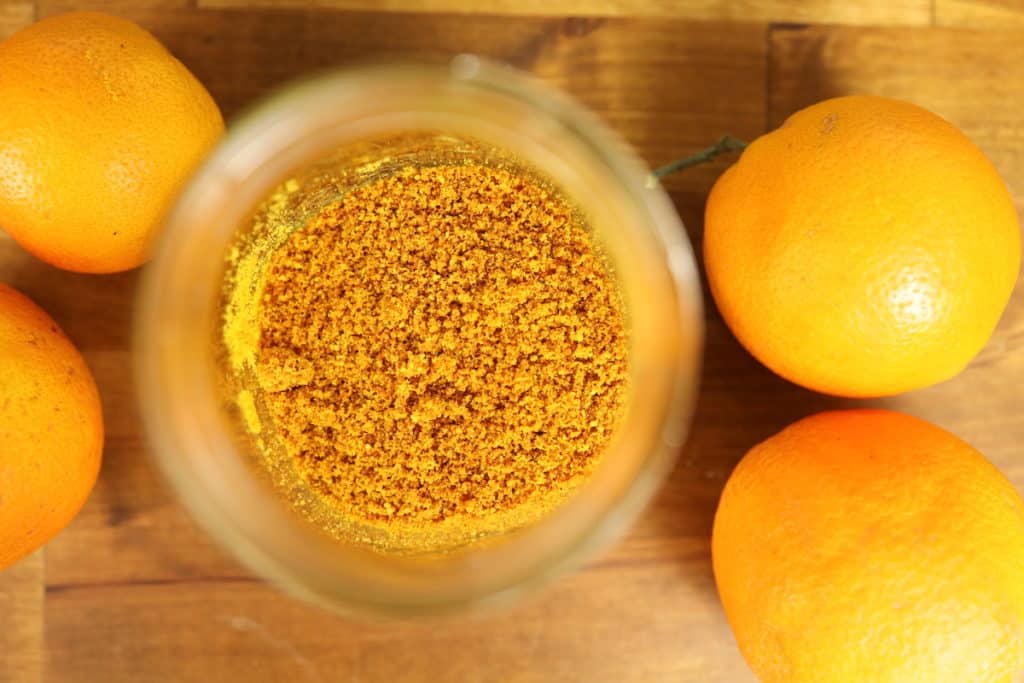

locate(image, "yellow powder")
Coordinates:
240 162 628 549
236 389 261 435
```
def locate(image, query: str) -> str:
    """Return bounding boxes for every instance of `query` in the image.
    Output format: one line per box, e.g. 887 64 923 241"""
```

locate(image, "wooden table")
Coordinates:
1 1 1022 680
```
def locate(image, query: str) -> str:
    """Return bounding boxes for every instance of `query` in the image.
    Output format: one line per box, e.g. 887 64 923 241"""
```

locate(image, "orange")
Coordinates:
0 11 224 273
712 409 1024 683
704 96 1021 397
0 284 103 569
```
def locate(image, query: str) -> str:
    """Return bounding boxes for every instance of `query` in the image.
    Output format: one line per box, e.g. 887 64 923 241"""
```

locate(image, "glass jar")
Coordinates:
134 57 703 616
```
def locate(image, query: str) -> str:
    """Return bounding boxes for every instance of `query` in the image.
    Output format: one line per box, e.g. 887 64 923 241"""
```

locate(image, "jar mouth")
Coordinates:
134 58 703 616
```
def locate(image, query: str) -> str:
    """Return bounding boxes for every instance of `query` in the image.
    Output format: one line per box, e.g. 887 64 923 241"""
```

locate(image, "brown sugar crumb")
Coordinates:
256 163 627 537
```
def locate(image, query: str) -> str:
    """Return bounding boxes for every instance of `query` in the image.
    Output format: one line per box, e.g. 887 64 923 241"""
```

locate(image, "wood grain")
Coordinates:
2 4 1024 683
0 2 32 38
936 0 1024 27
45 557 753 683
0 552 42 683
38 0 194 13
197 0 932 26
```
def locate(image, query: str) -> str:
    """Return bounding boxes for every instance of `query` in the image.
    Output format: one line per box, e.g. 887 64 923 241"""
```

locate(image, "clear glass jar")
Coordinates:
134 57 703 616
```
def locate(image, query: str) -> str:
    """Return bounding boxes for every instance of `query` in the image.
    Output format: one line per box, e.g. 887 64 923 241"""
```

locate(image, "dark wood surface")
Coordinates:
1 1 1022 681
